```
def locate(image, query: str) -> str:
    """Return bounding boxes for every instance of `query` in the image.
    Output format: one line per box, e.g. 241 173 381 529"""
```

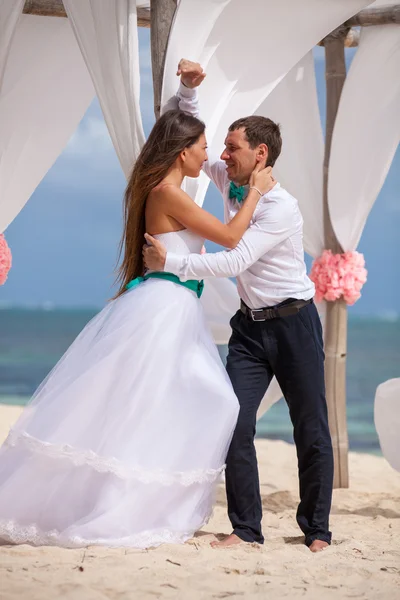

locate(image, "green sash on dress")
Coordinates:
126 272 204 298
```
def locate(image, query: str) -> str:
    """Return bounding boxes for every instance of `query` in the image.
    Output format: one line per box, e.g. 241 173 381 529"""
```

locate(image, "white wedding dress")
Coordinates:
0 230 239 548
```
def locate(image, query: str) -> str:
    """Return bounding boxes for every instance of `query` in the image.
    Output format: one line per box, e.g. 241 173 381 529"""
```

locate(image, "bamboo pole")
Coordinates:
150 0 176 119
322 26 349 489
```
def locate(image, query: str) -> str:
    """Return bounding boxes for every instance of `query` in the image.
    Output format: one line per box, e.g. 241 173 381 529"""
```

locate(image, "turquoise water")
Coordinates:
1 309 399 454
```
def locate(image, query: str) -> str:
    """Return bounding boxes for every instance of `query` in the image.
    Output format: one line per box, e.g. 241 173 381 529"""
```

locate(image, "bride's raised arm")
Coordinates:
153 163 274 249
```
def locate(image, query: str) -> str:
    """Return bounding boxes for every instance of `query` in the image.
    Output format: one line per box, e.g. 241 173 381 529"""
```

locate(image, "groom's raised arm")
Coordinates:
161 81 200 118
162 60 228 195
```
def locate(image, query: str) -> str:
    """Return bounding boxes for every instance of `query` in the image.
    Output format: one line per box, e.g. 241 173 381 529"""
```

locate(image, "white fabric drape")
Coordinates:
256 51 325 259
328 1 400 251
0 0 24 91
162 0 372 207
255 52 325 417
0 15 94 233
374 378 400 472
63 0 145 178
200 277 240 345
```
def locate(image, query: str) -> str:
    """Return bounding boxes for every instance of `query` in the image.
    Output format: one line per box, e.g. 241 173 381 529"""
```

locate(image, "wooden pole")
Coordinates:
345 4 400 27
322 26 349 489
23 2 400 29
19 2 399 489
343 28 360 48
23 0 66 17
150 0 177 119
318 28 360 48
23 0 151 27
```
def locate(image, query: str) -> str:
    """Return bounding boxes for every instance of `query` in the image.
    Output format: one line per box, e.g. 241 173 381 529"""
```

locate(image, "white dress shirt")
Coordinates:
164 84 315 310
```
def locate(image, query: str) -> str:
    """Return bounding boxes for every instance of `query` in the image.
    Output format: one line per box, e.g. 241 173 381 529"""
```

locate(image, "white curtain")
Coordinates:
200 278 240 345
328 1 400 251
255 53 325 417
63 0 145 178
0 15 95 233
0 0 24 90
256 52 325 259
374 378 400 472
162 0 373 207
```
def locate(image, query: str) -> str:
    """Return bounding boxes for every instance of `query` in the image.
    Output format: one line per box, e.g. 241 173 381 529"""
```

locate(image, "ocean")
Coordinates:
0 308 399 455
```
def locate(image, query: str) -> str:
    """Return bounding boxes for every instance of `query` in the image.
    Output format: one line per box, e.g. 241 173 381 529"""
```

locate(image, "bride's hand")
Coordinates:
249 163 275 196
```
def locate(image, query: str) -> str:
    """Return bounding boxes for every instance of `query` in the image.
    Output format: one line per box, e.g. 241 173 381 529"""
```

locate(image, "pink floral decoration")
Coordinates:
310 250 367 306
0 234 12 285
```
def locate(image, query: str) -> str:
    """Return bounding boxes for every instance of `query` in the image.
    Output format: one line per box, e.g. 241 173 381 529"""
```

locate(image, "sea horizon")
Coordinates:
0 302 106 311
1 303 399 321
1 307 399 457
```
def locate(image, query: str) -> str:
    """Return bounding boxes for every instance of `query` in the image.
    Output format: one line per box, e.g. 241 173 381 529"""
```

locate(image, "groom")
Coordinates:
144 60 334 553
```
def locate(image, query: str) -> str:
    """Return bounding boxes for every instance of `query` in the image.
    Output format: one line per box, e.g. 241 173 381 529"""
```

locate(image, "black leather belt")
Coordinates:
240 298 313 322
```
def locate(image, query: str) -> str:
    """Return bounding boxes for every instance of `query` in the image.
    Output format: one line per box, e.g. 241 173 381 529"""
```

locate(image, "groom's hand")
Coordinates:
177 59 206 88
143 234 167 271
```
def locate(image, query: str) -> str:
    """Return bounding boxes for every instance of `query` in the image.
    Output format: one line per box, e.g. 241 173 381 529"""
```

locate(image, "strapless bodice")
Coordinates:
153 230 204 256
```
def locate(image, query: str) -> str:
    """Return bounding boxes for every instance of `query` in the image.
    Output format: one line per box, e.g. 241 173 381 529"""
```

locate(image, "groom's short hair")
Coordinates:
228 116 282 167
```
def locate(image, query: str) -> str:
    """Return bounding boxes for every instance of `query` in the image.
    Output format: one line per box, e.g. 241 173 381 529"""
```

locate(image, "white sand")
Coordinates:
1 404 399 600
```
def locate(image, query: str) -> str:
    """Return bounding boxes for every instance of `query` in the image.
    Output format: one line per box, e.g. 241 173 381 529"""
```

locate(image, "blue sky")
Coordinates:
1 31 399 318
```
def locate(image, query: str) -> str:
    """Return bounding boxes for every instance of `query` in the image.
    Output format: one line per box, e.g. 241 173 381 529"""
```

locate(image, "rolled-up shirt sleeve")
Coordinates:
164 200 296 280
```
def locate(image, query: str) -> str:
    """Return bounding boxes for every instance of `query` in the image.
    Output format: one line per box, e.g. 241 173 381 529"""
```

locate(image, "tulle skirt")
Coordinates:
0 279 239 548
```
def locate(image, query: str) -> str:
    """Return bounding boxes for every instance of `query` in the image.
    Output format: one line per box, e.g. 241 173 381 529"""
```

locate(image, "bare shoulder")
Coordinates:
149 183 188 204
149 183 193 211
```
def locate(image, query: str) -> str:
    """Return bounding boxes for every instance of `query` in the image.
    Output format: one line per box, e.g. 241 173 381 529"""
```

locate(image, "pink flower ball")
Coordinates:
0 234 12 285
310 250 367 306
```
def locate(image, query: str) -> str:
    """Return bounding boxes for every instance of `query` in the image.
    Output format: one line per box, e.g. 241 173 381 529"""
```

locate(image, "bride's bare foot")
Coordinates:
309 540 329 553
211 534 244 548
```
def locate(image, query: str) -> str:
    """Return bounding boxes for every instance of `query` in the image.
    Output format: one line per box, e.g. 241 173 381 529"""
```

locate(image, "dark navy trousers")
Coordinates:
225 300 334 546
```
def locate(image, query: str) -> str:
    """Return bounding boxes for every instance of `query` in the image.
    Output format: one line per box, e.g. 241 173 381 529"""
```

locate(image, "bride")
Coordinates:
0 107 274 549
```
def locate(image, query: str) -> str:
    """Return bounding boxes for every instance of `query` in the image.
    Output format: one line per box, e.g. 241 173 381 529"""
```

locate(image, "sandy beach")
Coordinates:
0 404 399 600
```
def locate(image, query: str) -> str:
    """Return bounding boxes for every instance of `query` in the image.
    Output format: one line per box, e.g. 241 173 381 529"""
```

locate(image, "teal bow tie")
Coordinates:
229 181 248 204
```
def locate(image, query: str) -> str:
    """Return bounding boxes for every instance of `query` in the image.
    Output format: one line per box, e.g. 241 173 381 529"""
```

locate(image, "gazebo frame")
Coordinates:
21 1 400 487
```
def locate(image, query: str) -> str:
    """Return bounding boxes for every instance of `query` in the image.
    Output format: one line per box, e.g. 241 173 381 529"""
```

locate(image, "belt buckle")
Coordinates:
250 308 266 322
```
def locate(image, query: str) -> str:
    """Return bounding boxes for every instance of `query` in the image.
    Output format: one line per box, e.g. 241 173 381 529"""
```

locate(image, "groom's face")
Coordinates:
220 128 259 185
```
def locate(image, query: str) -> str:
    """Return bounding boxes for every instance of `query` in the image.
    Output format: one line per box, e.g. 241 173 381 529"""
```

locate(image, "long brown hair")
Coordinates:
114 110 205 298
